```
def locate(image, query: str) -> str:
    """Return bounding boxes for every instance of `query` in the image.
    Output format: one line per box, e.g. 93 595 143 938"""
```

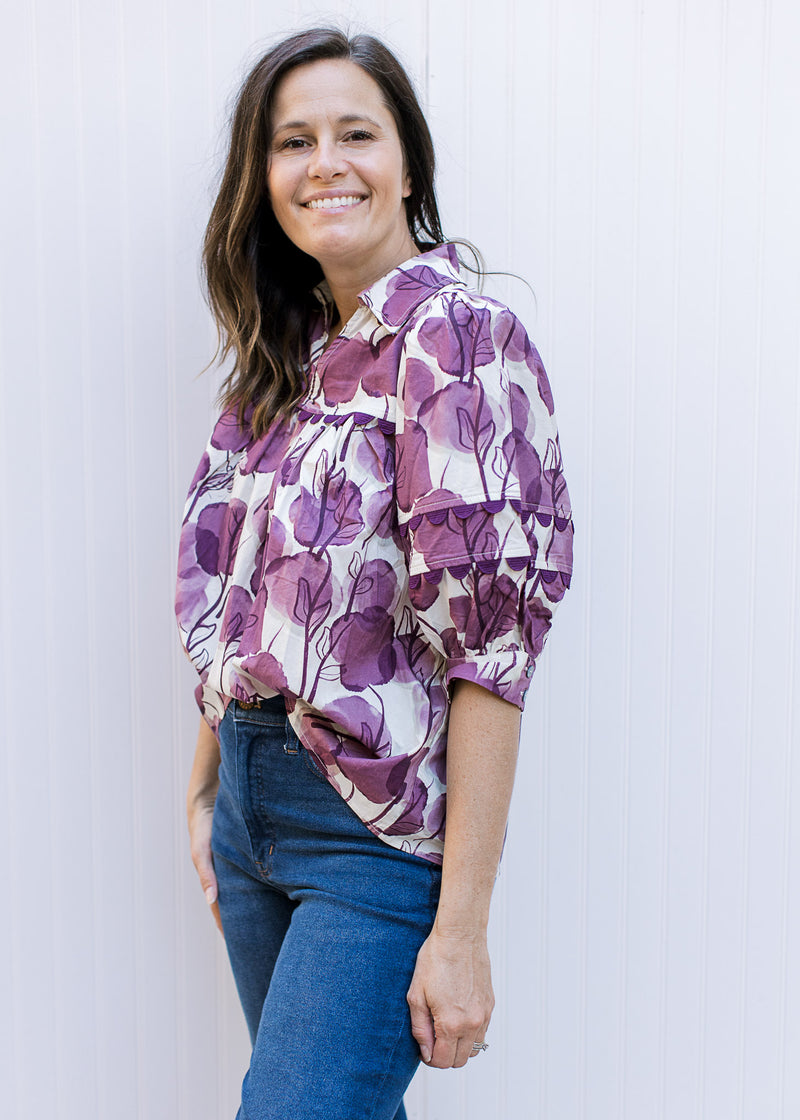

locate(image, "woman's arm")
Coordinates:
406 677 521 1069
187 715 224 934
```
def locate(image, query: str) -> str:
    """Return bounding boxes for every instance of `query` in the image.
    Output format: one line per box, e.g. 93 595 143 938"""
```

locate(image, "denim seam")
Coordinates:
428 864 442 913
234 714 286 727
364 1004 414 1120
301 745 328 782
233 719 277 876
232 716 258 869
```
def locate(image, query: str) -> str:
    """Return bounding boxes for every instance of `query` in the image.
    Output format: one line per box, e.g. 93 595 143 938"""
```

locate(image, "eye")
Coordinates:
277 136 308 151
344 129 374 143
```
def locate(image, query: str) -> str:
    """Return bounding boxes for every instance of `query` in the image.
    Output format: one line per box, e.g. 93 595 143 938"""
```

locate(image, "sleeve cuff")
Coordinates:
196 681 226 737
445 649 536 710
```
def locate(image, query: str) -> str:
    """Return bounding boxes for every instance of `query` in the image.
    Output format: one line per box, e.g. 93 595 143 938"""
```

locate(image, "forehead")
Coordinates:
271 58 393 126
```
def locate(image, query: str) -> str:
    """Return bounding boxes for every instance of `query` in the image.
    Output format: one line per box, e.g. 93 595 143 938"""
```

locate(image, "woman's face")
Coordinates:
267 59 418 288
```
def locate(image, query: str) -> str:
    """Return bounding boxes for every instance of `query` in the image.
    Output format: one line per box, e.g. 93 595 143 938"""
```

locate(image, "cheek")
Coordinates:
267 173 292 219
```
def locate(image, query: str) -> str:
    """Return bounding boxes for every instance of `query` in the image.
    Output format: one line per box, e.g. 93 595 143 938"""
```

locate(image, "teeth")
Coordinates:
306 196 363 209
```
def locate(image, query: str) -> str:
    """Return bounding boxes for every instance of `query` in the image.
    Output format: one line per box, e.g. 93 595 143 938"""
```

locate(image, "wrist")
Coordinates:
433 872 495 938
187 778 219 814
432 909 490 942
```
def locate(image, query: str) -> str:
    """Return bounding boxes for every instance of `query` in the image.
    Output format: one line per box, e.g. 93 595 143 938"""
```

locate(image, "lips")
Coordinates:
302 195 366 210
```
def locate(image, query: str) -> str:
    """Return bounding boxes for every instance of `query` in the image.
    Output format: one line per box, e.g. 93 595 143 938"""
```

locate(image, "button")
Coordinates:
525 664 534 678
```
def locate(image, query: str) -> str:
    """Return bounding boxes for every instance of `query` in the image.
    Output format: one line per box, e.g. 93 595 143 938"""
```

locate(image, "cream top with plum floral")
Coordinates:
176 244 573 864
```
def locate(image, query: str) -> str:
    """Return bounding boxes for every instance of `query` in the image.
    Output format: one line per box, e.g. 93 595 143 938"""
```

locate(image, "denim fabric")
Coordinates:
211 695 442 1120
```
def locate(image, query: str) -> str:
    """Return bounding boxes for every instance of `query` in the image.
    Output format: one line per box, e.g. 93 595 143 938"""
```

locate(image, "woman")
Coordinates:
177 26 572 1120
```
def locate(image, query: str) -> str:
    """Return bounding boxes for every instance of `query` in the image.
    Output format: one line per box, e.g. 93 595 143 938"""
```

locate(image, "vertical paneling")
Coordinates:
161 5 229 1117
2 2 58 1115
737 1 800 1114
2 1 800 1118
39 2 101 1112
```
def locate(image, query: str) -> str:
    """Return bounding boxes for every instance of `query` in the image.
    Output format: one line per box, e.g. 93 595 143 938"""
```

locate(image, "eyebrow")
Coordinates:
272 114 384 134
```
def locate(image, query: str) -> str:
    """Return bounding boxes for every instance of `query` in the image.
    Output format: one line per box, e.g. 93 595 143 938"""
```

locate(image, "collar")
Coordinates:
312 243 466 335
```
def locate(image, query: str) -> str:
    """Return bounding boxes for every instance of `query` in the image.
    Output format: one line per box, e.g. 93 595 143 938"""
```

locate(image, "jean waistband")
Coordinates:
233 693 286 713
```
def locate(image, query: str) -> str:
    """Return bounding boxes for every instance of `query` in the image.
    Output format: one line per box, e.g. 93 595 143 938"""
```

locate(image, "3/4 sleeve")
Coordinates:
395 290 573 709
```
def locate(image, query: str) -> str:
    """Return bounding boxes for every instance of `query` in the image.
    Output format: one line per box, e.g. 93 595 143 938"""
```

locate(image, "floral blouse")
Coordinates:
175 243 573 864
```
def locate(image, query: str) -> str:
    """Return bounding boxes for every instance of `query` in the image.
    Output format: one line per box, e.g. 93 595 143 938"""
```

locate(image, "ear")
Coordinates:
402 168 412 200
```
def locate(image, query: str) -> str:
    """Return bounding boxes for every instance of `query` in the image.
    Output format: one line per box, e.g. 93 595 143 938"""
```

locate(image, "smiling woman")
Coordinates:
177 25 573 1120
267 59 418 331
201 29 443 444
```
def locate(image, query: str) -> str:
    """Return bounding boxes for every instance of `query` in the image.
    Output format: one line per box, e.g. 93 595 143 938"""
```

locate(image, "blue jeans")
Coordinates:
211 696 442 1120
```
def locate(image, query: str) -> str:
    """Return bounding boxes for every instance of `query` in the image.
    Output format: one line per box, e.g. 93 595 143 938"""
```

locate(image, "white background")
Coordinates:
1 1 799 1117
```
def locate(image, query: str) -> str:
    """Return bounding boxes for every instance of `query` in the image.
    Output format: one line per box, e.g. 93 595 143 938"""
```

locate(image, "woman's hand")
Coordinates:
407 678 520 1070
186 716 223 935
407 929 494 1068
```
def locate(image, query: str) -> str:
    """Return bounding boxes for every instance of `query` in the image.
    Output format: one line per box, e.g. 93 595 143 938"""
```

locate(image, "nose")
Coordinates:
308 137 345 181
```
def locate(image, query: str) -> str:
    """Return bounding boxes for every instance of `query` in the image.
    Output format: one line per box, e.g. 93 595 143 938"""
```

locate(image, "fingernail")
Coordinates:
205 887 216 905
421 1047 430 1063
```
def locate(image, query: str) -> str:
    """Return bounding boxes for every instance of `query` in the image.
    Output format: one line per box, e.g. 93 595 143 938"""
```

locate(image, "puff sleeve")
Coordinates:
395 290 573 709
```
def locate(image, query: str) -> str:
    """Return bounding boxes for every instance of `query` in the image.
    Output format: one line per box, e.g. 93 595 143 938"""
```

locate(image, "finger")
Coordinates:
467 1016 491 1060
210 897 224 937
467 1037 487 1060
428 1027 459 1069
437 1014 490 1069
192 852 218 906
406 988 435 1064
452 1035 475 1069
190 844 221 924
199 870 223 935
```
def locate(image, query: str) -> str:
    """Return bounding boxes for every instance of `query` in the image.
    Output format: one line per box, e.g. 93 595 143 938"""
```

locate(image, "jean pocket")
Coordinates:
301 745 329 782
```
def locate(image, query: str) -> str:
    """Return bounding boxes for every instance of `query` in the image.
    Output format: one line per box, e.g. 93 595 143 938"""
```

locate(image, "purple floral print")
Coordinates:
175 244 573 864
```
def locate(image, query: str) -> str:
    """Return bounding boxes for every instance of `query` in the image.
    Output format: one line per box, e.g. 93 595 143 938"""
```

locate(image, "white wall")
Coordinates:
1 1 798 1117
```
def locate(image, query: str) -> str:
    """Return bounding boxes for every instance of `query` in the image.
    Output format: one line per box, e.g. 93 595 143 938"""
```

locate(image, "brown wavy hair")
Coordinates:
203 28 445 438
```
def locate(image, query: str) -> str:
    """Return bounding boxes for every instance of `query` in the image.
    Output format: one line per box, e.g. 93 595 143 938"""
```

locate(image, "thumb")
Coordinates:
189 833 223 934
196 860 223 936
191 845 218 900
201 875 217 907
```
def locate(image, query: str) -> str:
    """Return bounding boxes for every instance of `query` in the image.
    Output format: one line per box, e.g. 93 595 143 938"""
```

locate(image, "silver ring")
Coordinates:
471 1041 489 1052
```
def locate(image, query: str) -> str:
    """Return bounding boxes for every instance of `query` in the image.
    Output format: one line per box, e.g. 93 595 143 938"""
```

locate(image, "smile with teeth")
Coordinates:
304 195 366 210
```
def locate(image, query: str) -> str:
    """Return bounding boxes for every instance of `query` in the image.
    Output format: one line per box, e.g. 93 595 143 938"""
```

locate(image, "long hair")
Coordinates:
203 28 445 438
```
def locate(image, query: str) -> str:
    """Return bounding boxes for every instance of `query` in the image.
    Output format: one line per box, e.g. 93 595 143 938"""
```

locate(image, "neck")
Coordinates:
321 233 419 331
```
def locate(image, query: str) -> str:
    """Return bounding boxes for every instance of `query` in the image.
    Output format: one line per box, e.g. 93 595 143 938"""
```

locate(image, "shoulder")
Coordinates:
209 405 253 452
400 285 556 417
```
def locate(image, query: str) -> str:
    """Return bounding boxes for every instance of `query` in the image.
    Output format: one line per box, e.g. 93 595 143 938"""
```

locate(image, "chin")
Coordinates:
308 235 367 266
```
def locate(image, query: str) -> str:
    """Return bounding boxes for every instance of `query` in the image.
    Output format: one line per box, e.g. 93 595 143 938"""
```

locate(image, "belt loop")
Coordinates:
283 721 300 755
